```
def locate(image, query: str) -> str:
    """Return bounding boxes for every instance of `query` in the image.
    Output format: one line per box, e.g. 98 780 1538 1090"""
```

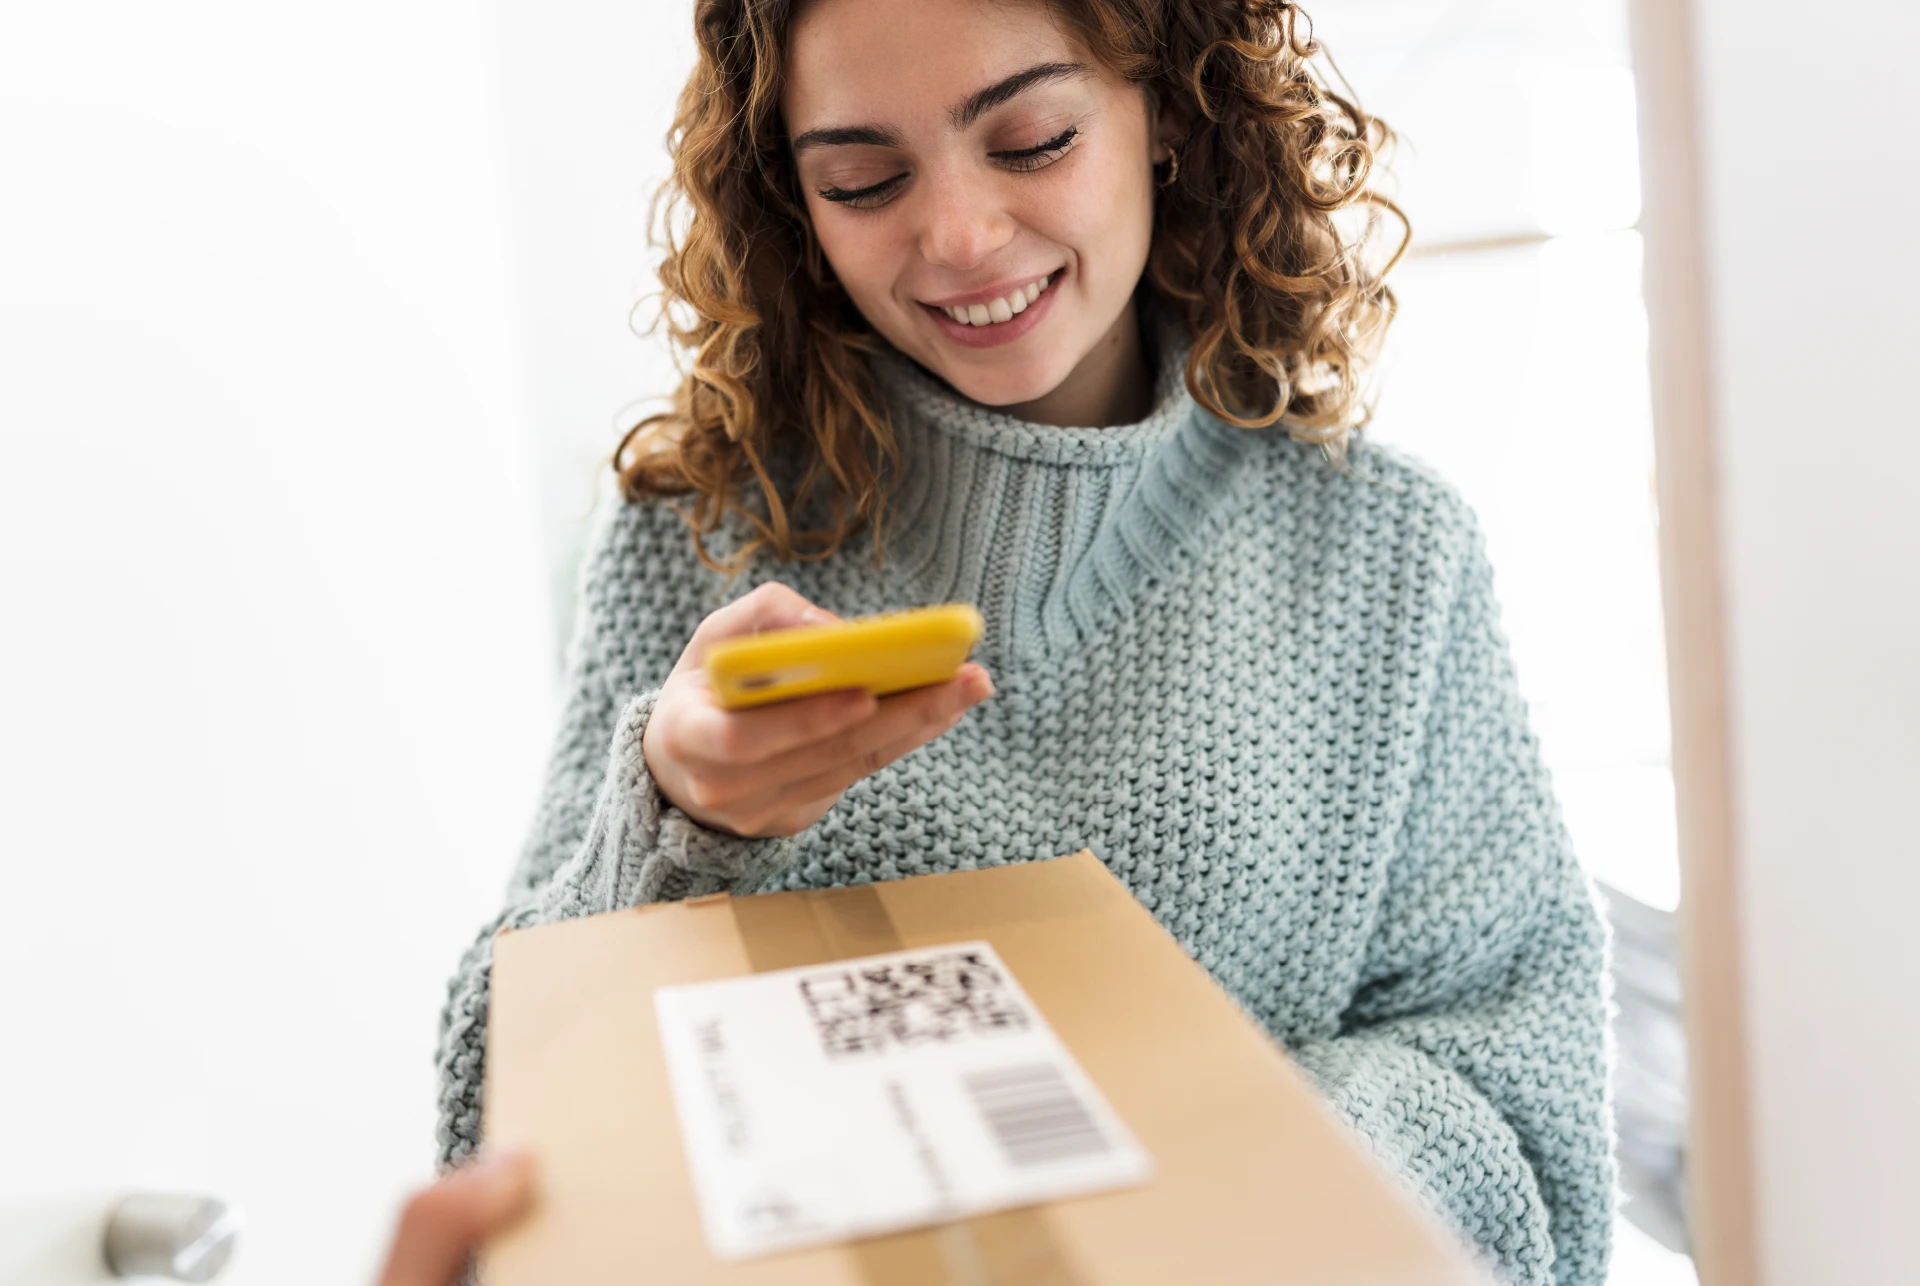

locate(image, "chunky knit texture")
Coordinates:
435 337 1616 1285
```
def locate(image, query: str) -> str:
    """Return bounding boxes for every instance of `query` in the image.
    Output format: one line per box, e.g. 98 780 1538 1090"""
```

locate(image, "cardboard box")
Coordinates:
482 850 1491 1284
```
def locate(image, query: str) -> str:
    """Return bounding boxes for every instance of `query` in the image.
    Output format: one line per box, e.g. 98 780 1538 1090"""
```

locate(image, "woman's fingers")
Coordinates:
667 683 878 768
751 667 986 787
668 662 990 775
762 700 973 820
645 580 993 836
706 666 992 826
678 582 837 669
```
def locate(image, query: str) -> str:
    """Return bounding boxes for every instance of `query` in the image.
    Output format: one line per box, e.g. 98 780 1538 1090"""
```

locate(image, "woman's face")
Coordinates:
783 0 1173 423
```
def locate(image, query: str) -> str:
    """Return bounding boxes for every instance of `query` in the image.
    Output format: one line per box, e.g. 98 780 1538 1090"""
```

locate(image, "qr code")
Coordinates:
797 948 1030 1059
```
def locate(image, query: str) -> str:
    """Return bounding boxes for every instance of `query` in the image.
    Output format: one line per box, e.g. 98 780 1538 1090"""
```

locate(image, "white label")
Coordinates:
654 940 1154 1260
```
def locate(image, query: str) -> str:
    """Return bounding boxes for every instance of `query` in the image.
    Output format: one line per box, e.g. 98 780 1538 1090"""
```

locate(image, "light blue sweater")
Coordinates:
436 334 1616 1285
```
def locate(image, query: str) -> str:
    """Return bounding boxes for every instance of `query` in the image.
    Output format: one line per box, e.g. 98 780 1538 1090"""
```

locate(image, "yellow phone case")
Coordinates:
703 603 984 710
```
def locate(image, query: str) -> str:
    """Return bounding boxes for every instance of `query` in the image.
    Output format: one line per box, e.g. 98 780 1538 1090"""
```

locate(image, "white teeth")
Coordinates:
938 273 1054 326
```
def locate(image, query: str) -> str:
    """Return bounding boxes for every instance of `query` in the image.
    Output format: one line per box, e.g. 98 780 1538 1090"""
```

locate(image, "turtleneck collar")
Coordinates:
870 318 1260 663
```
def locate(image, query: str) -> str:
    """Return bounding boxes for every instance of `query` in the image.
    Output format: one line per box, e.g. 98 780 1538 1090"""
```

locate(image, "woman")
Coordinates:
436 1 1616 1282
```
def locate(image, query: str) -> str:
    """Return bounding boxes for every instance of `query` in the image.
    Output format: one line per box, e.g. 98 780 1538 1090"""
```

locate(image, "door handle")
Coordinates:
101 1194 241 1282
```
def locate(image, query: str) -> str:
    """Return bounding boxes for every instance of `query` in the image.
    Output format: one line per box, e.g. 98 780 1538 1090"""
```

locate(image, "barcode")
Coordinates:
962 1063 1112 1168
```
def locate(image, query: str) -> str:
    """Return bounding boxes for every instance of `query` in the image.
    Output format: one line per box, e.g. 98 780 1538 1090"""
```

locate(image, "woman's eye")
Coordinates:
989 126 1079 173
816 173 907 210
812 125 1079 209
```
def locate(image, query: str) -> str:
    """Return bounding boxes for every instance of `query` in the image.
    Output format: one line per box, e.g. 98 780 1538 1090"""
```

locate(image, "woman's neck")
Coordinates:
871 316 1255 660
1003 298 1153 428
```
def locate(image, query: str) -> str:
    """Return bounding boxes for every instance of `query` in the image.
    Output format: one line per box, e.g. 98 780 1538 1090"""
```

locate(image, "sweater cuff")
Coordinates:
607 689 797 906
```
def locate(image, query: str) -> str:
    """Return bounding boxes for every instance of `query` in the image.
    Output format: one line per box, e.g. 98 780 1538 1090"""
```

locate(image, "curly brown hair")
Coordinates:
620 0 1406 570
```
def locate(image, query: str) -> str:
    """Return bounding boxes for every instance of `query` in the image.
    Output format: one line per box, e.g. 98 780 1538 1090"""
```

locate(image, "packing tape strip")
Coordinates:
731 886 1088 1286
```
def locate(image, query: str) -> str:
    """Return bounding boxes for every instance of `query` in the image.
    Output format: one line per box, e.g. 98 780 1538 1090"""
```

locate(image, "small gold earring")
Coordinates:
1157 143 1181 190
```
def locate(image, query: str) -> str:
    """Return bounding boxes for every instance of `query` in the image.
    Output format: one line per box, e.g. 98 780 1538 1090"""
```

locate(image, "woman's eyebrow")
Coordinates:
950 60 1090 129
790 60 1091 153
791 124 905 152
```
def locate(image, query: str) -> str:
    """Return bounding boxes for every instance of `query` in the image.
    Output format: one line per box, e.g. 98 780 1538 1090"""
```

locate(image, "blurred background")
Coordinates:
0 0 1737 1281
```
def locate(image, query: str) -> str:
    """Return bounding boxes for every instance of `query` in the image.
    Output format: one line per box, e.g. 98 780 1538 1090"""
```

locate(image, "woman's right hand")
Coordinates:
642 583 993 839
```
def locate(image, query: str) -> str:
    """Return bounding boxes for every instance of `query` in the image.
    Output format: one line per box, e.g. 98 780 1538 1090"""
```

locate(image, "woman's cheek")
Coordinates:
812 212 897 318
1037 154 1153 294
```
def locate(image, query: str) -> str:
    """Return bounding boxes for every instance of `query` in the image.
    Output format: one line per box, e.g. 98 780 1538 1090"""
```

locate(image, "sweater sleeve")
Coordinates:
433 507 796 1167
1288 523 1616 1286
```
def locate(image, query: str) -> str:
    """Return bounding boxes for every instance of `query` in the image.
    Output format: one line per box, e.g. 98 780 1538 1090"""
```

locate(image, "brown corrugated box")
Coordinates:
480 850 1492 1284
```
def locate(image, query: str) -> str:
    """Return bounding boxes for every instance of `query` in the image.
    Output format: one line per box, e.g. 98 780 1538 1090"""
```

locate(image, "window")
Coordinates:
1323 0 1693 1278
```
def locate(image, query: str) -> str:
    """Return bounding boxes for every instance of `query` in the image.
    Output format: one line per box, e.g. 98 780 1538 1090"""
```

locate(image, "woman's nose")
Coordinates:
915 171 1017 271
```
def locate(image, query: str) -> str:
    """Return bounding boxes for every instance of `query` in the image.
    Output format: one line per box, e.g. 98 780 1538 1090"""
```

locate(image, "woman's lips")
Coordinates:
931 273 1054 324
918 271 1061 350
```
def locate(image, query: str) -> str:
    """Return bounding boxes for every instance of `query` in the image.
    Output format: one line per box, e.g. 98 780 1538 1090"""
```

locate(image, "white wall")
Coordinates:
0 3 553 1282
483 0 698 651
1683 0 1920 1279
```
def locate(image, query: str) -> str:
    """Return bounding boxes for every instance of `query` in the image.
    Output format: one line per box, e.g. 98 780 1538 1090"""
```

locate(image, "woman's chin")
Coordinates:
921 346 1081 411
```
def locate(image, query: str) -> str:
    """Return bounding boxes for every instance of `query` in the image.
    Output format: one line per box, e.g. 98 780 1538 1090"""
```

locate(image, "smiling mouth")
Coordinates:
932 273 1055 327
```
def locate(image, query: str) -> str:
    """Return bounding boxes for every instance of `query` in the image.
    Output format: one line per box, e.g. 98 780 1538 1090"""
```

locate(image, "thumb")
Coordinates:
376 1150 535 1286
684 582 838 665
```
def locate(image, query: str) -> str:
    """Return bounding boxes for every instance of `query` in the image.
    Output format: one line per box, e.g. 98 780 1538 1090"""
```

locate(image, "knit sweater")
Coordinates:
435 336 1616 1286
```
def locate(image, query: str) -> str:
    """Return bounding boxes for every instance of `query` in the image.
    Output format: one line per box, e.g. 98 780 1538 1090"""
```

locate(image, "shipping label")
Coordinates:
653 939 1154 1260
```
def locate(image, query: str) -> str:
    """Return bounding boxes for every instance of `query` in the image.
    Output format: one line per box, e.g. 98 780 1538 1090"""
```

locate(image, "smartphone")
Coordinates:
703 603 984 710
